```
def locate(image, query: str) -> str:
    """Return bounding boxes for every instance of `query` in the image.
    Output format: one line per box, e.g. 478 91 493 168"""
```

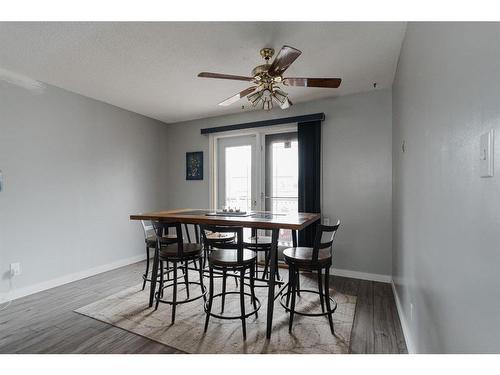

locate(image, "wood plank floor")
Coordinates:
0 261 407 354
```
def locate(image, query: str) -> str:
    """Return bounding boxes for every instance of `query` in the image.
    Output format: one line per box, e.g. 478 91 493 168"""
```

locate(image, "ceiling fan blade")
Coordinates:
283 77 342 88
198 72 254 82
218 86 258 106
267 45 302 77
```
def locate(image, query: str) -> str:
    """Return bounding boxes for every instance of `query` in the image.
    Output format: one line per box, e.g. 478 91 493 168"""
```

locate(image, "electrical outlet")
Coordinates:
323 217 330 226
410 303 414 322
10 263 21 277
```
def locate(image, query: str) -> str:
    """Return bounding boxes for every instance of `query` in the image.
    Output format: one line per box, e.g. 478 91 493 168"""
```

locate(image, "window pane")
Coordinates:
271 140 298 244
225 145 252 212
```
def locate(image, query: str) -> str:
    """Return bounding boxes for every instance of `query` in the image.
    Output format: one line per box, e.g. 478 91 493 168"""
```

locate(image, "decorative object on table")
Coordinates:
205 209 252 217
186 151 203 180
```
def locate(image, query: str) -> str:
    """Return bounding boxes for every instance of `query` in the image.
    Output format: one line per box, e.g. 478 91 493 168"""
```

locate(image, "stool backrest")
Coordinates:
312 220 341 262
183 223 201 244
201 225 244 263
141 220 156 240
152 221 185 258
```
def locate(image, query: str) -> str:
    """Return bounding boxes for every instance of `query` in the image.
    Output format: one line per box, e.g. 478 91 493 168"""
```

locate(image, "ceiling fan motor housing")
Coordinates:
259 47 275 61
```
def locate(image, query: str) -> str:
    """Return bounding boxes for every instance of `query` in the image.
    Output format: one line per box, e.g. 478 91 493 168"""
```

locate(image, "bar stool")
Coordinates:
140 220 177 290
280 220 340 334
244 229 281 282
153 222 207 324
202 230 235 267
202 227 238 286
201 225 260 340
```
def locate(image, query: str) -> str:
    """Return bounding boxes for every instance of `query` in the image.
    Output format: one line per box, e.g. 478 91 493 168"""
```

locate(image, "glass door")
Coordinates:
264 132 299 246
217 135 257 212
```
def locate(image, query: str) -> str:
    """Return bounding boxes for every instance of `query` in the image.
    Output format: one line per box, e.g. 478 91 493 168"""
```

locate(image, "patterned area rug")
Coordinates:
75 272 356 354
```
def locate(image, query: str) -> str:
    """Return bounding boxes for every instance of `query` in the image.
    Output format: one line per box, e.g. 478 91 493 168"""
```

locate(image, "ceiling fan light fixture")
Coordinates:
279 97 292 110
262 88 272 99
262 97 273 111
248 90 263 105
272 88 288 104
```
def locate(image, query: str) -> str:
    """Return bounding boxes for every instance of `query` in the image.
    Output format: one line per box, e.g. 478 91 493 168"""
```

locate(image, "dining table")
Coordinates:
130 208 321 339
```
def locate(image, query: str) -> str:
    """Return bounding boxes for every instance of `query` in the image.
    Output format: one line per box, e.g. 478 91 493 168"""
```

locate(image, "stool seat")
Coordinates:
159 243 203 260
209 249 257 267
146 234 177 247
283 246 332 266
206 231 235 242
244 235 272 246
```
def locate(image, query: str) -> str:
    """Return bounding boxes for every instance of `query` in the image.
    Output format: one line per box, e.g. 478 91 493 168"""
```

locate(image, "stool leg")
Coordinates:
317 269 325 313
166 261 171 281
171 262 178 324
155 261 164 311
184 260 190 299
198 258 206 303
142 246 150 291
286 265 292 307
263 251 270 279
289 267 297 332
250 264 258 318
204 266 214 332
203 246 208 269
221 268 227 313
160 261 165 298
239 271 247 340
275 254 281 281
296 270 301 297
324 267 334 335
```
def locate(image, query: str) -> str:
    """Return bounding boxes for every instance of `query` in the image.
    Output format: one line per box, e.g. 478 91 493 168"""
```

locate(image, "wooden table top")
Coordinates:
130 208 320 231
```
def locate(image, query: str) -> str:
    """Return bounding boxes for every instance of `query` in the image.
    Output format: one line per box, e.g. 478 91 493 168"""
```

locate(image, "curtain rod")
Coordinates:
200 112 325 135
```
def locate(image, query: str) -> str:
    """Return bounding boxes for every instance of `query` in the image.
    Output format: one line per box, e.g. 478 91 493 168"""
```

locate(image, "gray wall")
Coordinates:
0 80 164 296
393 23 500 353
161 89 393 276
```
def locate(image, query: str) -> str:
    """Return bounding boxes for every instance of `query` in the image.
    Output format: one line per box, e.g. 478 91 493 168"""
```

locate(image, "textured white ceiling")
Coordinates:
0 22 406 123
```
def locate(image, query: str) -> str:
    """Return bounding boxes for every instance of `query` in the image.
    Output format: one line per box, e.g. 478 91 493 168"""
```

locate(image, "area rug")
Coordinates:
75 272 356 354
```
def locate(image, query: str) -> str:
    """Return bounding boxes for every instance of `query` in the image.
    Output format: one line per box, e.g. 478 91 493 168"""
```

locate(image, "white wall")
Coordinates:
393 23 500 353
0 79 164 298
160 89 393 277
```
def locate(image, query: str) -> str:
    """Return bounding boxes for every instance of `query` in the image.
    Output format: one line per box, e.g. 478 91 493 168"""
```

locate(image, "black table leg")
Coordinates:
266 228 279 339
292 229 297 247
149 246 159 307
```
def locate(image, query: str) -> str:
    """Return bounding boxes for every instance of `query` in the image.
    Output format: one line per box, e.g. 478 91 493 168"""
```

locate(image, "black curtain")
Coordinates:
297 120 321 246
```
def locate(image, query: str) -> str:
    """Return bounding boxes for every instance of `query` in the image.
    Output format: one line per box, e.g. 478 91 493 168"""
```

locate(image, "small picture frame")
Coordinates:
186 151 203 180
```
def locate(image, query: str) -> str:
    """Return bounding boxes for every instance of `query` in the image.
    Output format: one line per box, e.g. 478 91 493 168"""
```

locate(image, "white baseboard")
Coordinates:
5 254 146 302
331 267 392 283
391 280 416 353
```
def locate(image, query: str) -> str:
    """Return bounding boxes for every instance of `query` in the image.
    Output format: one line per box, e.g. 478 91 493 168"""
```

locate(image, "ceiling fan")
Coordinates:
198 45 342 110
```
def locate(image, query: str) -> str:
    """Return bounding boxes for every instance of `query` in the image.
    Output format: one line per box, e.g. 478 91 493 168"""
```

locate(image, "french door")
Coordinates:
264 132 299 213
264 132 299 245
214 128 298 246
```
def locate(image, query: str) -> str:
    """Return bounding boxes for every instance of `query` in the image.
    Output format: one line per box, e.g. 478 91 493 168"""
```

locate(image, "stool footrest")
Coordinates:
279 289 337 317
155 280 207 306
204 291 261 320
